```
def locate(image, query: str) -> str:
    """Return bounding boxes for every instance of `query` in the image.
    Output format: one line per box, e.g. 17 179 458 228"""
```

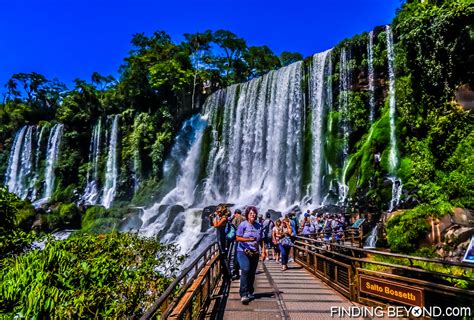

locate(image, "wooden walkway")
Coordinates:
220 259 357 320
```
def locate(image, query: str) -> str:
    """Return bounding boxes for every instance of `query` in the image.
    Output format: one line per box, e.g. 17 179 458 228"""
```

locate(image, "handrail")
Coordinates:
294 240 473 283
294 236 474 308
141 242 220 320
297 235 474 269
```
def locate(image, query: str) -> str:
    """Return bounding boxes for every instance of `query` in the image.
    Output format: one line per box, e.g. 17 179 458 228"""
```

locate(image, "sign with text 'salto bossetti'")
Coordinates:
359 275 424 307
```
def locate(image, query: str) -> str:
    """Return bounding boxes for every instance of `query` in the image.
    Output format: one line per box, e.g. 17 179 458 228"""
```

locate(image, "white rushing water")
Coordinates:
33 124 64 206
140 115 207 239
388 176 403 212
368 30 376 124
364 224 379 248
17 126 34 199
43 124 64 201
310 50 332 206
5 126 27 196
101 115 119 208
338 47 351 205
386 25 402 210
203 61 305 212
32 125 46 201
386 25 398 173
82 119 102 205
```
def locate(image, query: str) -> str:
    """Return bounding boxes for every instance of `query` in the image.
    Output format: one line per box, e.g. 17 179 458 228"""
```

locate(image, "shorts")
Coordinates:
263 237 273 249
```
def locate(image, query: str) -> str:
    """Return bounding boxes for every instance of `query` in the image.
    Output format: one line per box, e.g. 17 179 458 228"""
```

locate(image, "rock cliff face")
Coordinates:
412 208 474 261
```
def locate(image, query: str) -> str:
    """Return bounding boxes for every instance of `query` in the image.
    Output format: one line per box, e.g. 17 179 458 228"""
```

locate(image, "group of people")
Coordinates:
210 205 347 305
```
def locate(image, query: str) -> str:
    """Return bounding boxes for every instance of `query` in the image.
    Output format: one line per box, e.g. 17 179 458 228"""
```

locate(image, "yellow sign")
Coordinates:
359 275 424 307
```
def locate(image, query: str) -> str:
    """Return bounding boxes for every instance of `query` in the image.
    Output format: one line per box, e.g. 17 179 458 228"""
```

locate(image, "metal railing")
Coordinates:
294 236 474 308
302 229 364 247
141 242 226 320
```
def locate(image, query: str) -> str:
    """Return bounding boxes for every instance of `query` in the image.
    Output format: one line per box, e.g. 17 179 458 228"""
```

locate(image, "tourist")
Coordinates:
278 217 293 271
212 204 230 254
236 206 263 304
300 212 313 237
261 212 275 261
288 211 298 261
272 219 283 263
230 209 245 280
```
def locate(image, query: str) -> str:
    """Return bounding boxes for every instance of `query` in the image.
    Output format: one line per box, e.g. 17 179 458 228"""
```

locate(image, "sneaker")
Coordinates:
248 294 255 300
241 296 250 305
288 258 294 263
231 274 240 281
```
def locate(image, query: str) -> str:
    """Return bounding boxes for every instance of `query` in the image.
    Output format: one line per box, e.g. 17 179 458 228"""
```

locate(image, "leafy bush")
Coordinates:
0 187 39 257
386 208 430 253
0 232 184 318
386 203 453 253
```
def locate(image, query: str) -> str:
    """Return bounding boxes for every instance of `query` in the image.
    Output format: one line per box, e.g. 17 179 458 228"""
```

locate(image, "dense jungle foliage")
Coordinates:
0 0 473 316
328 0 474 253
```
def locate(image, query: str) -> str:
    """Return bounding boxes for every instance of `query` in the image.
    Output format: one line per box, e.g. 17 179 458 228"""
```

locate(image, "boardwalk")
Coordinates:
221 259 356 320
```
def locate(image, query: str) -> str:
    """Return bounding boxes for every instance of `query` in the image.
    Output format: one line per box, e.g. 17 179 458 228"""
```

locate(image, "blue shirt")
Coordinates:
236 220 263 252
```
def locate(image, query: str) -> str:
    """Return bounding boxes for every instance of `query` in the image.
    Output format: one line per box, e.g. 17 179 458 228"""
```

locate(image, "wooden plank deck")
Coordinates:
220 259 358 320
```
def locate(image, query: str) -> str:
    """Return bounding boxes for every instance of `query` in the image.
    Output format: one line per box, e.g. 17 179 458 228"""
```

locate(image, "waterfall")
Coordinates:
32 125 46 201
388 176 403 212
386 25 402 211
338 47 351 205
387 25 398 173
5 126 27 195
368 30 375 124
309 49 332 206
101 115 119 209
202 61 304 211
35 124 64 204
140 115 207 237
364 224 379 248
82 119 102 205
17 126 34 199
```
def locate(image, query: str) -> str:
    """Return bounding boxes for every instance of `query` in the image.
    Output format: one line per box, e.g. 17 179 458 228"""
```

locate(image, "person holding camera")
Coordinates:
235 206 262 305
212 204 230 254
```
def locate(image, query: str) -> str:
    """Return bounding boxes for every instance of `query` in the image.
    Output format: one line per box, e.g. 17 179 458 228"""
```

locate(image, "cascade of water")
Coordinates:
140 115 207 237
364 224 379 248
101 115 119 209
338 47 351 205
388 176 403 212
368 30 375 124
202 62 304 212
387 25 398 173
31 125 46 201
386 25 402 211
202 90 226 200
5 126 28 195
82 119 102 205
17 126 34 199
39 124 64 203
310 50 332 206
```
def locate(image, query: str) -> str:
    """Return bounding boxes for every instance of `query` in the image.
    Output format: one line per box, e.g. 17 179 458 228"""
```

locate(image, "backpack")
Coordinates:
262 219 274 238
226 223 236 241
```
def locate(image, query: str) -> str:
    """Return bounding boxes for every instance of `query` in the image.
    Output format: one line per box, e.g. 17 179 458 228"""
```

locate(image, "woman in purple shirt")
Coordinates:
235 206 262 305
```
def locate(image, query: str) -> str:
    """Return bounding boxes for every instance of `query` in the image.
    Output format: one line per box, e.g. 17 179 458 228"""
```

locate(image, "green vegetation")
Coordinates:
362 252 474 289
0 29 293 209
0 4 472 315
0 232 184 318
